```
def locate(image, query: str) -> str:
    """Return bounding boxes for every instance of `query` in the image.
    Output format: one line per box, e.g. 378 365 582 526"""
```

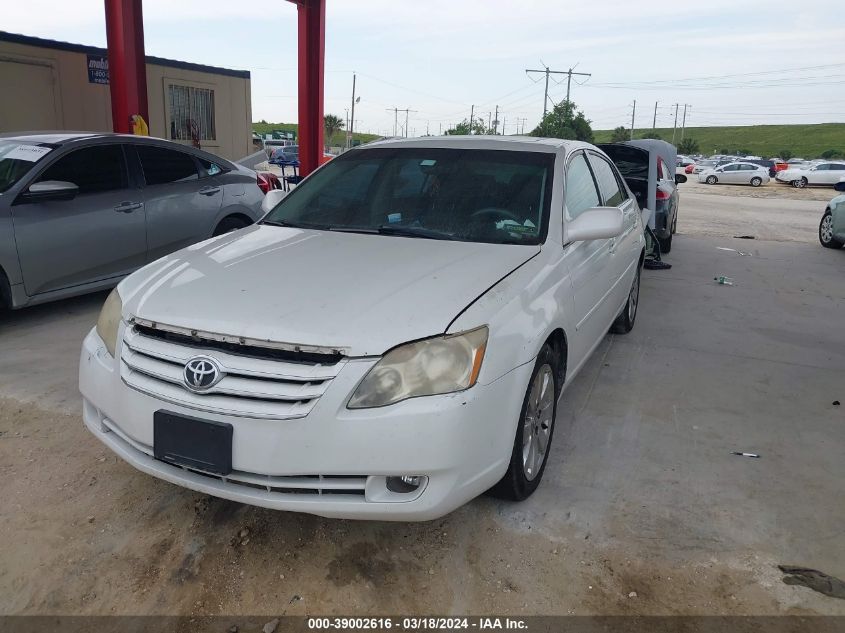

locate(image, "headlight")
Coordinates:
348 326 488 409
96 288 123 357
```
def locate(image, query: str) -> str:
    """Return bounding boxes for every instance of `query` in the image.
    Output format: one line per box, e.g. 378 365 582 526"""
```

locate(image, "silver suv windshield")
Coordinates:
0 140 53 193
262 147 553 245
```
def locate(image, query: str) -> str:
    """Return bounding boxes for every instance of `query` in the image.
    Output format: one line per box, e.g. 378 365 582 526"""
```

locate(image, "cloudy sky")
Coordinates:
5 0 844 135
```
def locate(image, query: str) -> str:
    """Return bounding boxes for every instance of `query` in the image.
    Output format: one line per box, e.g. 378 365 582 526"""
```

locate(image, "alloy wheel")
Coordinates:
820 214 834 243
522 365 555 481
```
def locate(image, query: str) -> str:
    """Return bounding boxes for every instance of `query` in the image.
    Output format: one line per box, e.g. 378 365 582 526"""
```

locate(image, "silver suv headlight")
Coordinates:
347 326 488 409
96 288 123 357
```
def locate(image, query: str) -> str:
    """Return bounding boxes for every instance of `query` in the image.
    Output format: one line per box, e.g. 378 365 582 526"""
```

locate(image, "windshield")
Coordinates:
262 147 554 245
0 140 53 193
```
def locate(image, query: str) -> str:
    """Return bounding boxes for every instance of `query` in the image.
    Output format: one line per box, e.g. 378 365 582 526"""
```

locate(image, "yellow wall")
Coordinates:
0 38 252 161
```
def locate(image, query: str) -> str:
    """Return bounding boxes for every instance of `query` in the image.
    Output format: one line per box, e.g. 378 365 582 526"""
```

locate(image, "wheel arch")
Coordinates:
543 328 568 386
0 264 10 309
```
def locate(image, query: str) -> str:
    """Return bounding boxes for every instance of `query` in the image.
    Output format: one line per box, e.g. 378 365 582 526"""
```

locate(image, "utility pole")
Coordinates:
493 105 499 134
630 100 636 141
469 104 475 134
671 103 680 144
387 108 398 137
526 65 590 120
517 117 527 134
348 73 358 149
652 101 658 130
439 122 442 135
386 107 416 138
564 66 590 105
501 116 506 135
681 104 691 141
487 111 492 131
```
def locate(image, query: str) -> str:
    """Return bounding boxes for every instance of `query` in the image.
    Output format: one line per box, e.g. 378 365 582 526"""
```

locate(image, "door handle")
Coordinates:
198 186 221 196
114 202 142 213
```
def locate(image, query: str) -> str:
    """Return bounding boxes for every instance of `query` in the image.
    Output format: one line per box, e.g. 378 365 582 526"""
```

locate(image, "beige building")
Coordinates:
0 31 252 161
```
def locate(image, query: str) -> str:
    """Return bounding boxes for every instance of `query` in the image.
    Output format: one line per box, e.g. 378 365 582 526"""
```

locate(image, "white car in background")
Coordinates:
698 161 770 187
775 161 845 188
79 136 646 521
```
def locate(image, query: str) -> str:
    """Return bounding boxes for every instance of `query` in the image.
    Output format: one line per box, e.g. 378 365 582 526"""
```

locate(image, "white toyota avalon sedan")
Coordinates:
79 136 645 521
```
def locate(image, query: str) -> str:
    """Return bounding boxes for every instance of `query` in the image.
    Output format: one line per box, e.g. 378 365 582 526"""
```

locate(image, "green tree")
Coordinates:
531 101 594 142
444 118 489 135
323 114 345 148
639 132 662 140
610 126 629 142
778 149 794 161
821 149 843 159
678 137 700 155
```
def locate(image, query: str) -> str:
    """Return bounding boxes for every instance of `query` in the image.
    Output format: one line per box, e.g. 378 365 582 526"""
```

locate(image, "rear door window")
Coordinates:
136 145 200 185
37 144 128 194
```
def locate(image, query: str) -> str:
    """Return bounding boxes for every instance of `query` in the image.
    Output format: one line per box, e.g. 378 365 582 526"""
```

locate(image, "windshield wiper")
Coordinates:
376 225 459 241
262 219 332 230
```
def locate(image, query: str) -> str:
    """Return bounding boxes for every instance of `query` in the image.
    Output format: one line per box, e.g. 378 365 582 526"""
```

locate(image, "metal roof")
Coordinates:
0 31 250 79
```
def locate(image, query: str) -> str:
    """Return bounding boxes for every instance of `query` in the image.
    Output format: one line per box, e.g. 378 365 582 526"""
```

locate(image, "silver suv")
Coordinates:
0 133 264 309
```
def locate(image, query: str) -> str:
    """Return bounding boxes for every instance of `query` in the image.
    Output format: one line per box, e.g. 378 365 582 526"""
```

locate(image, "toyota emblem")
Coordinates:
183 356 223 392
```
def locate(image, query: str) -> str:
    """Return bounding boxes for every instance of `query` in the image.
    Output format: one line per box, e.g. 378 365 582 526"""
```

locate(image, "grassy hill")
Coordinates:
592 123 845 159
252 121 380 148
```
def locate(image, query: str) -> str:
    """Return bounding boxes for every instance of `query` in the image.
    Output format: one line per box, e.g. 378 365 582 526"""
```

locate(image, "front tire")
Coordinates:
819 211 844 249
611 265 641 334
489 344 560 501
793 177 808 189
750 176 762 187
706 175 717 185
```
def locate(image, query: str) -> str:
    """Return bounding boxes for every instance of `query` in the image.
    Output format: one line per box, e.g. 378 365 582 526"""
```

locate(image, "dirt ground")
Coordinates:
1 184 844 617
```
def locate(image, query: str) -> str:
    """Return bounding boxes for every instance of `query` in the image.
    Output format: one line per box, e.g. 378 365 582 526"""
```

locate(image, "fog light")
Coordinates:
386 475 425 494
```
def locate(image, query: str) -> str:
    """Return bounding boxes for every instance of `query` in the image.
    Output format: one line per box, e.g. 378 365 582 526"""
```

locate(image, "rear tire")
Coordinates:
750 177 762 187
706 175 717 185
611 265 640 334
489 344 560 502
793 177 808 189
213 216 251 236
819 211 844 249
658 232 672 253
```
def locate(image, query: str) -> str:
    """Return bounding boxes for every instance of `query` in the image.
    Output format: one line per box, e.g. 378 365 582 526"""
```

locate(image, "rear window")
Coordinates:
137 145 199 185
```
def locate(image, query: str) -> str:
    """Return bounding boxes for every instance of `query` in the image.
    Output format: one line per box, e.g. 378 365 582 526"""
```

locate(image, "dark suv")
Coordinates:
599 140 686 253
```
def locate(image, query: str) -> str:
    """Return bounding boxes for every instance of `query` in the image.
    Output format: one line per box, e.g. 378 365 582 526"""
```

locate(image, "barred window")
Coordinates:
168 85 216 142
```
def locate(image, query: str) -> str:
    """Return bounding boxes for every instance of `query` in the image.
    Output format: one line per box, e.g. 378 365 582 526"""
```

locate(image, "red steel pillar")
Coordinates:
288 0 325 176
104 0 149 133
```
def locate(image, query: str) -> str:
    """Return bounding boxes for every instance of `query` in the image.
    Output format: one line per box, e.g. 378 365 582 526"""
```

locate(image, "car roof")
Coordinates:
0 131 148 145
363 135 582 154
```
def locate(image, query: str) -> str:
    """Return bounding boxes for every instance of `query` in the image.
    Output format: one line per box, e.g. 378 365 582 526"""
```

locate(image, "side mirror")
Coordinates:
834 181 845 192
261 188 288 214
675 174 687 184
19 180 79 203
566 206 623 243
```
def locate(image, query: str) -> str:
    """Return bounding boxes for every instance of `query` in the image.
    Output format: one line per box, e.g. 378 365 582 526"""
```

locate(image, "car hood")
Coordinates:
118 225 540 356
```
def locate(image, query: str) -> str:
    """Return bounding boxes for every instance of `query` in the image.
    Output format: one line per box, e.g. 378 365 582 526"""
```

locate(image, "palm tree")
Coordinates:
323 114 344 149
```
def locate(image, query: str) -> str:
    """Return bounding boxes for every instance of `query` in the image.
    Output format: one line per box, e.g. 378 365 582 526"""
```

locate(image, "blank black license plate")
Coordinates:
153 411 233 476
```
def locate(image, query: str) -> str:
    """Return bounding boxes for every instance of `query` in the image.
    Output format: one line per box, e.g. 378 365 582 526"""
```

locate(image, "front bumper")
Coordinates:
79 327 532 521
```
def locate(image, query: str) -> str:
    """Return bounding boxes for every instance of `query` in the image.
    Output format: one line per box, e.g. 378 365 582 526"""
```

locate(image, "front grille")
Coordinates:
120 324 345 419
